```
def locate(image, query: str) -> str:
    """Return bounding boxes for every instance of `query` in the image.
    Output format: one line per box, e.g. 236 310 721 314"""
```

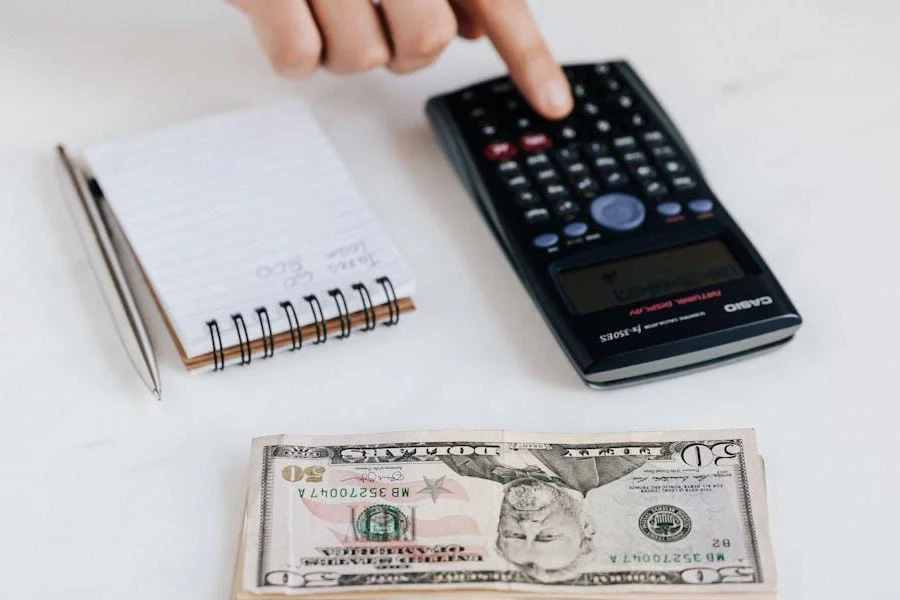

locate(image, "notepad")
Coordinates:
84 100 416 371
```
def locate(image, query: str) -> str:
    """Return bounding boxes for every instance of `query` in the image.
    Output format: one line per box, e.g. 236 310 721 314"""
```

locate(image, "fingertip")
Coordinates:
536 75 574 119
519 72 572 120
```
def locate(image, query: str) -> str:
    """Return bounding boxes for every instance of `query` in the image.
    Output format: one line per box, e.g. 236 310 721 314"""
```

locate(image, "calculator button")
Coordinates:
581 102 601 116
559 125 579 141
595 120 613 134
630 113 646 128
657 202 682 217
613 136 638 150
497 160 520 175
688 198 714 213
633 165 657 180
618 95 634 109
520 133 553 152
525 153 550 168
516 117 533 130
534 168 560 183
573 177 600 195
563 221 589 238
532 232 559 248
604 171 629 187
524 208 551 224
491 81 515 94
565 162 589 177
583 141 611 158
573 83 588 98
470 106 487 119
663 160 686 174
505 175 530 190
515 190 540 207
479 122 499 136
672 176 698 191
554 199 580 217
643 131 666 146
554 146 581 163
644 181 669 198
653 146 677 159
595 63 612 75
593 156 619 171
590 193 646 232
484 141 518 161
605 78 622 93
461 90 476 102
623 151 648 165
543 183 570 199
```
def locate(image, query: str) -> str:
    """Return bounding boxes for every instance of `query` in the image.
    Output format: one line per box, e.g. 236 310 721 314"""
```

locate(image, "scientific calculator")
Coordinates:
426 60 802 387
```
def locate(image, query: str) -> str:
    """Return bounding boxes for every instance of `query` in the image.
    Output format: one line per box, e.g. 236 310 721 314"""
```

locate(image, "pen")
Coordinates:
55 145 162 400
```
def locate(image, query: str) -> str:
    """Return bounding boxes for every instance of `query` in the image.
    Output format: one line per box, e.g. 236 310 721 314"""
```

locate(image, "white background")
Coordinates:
1 1 898 598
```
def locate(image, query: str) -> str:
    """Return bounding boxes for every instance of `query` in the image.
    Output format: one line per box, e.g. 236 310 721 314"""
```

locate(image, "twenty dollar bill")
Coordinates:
234 429 776 599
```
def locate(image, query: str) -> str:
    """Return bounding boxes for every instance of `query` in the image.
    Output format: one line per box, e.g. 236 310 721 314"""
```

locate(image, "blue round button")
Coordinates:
688 198 714 214
532 233 559 248
563 221 589 238
590 193 646 232
657 202 682 217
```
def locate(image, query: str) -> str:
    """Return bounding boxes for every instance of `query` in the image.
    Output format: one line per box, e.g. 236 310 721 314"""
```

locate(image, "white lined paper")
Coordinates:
85 100 415 360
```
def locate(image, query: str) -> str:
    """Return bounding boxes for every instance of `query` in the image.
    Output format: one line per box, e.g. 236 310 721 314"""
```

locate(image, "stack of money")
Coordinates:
232 429 776 599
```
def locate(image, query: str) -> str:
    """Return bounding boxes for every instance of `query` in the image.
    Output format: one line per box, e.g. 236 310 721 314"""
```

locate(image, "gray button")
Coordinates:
524 207 550 223
657 202 682 217
533 233 560 248
590 193 646 232
688 198 714 213
563 222 589 238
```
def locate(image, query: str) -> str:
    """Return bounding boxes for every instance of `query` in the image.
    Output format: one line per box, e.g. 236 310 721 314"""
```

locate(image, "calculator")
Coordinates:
426 60 802 388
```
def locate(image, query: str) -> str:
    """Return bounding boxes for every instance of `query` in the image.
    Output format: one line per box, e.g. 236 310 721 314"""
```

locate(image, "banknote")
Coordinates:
234 429 775 599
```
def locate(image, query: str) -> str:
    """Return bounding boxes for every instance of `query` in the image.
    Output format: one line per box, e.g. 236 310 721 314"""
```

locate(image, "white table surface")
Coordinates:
2 1 898 598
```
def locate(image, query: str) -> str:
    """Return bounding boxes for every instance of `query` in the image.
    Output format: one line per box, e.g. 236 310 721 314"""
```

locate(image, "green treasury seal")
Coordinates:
355 504 409 542
639 505 692 542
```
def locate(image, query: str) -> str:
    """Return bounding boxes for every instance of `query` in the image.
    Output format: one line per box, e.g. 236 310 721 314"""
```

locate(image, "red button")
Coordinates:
520 133 553 152
484 141 518 161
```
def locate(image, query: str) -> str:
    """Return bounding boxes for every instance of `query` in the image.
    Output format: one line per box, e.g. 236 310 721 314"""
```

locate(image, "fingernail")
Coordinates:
541 78 573 118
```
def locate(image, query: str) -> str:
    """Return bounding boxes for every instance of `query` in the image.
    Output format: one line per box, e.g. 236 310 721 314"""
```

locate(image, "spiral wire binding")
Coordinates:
231 313 252 365
206 320 225 371
305 294 327 344
328 288 352 339
280 301 302 351
352 283 377 332
377 276 400 325
206 276 400 370
256 307 275 358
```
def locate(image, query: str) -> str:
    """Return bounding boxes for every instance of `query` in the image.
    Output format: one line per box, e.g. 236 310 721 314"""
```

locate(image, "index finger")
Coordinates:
467 0 572 119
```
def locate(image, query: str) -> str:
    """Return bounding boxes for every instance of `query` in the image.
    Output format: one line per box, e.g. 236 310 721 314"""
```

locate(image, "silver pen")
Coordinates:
55 145 162 400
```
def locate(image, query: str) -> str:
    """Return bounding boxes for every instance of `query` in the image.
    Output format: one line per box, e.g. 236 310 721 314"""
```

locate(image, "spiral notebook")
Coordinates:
83 100 416 371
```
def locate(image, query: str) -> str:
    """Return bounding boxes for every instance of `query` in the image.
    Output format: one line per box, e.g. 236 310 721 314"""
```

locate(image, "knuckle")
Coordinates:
270 38 321 77
407 21 457 57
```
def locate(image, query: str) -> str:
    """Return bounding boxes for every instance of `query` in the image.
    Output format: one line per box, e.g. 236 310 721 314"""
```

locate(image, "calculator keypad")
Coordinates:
456 62 715 251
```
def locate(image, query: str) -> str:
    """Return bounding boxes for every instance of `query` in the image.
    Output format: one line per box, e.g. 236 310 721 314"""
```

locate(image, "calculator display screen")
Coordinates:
559 239 745 314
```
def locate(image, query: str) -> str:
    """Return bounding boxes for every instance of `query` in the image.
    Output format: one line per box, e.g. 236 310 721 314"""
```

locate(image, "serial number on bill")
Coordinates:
599 325 643 343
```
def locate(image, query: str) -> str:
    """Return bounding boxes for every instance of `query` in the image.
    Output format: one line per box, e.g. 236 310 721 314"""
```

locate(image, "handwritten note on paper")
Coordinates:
84 99 415 359
326 241 379 275
254 256 314 290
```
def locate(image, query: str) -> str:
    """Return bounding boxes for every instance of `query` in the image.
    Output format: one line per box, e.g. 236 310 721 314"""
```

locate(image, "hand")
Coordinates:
227 0 573 119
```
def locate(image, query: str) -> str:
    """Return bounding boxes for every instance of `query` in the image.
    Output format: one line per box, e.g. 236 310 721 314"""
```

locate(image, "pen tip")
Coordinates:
153 388 162 401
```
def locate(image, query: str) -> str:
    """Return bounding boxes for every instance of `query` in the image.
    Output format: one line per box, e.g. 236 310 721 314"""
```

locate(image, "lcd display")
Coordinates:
559 239 745 314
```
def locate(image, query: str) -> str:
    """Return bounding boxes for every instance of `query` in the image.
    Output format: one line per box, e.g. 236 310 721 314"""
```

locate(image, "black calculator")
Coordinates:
426 60 802 388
